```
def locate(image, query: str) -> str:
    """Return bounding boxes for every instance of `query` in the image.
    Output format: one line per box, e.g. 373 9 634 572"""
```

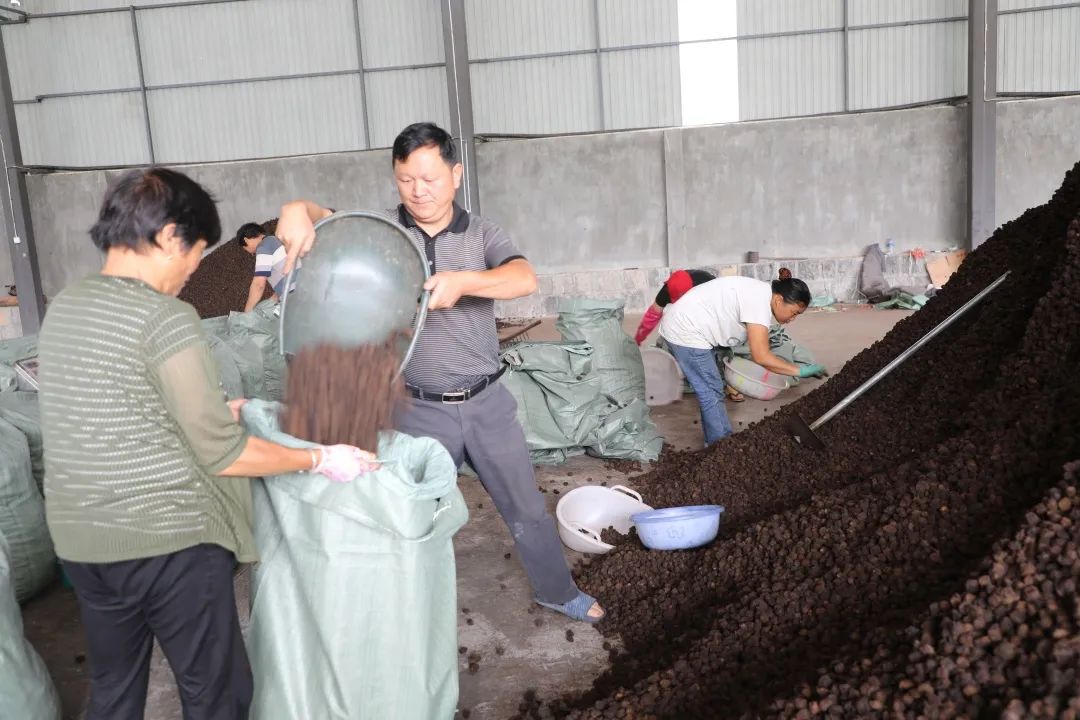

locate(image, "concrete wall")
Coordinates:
4 95 1080 308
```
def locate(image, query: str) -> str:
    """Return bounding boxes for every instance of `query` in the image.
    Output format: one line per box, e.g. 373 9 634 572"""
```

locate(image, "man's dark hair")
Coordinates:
261 218 278 236
392 122 458 166
233 222 264 247
90 167 221 252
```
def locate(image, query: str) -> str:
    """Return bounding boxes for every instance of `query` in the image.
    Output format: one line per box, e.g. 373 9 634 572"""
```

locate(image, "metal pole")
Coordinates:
810 271 1009 431
440 0 480 213
350 0 372 149
968 0 998 249
592 0 605 130
841 0 849 112
0 31 45 333
129 6 156 163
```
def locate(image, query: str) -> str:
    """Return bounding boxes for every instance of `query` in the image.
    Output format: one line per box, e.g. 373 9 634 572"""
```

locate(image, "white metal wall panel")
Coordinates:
999 6 1080 92
466 0 593 59
847 0 966 25
15 93 149 166
2 15 137 98
602 47 680 129
847 21 966 111
137 0 355 85
22 1 210 11
364 67 450 148
738 32 844 119
147 76 367 163
597 0 678 47
470 55 600 134
736 0 841 35
1000 0 1080 10
359 0 444 68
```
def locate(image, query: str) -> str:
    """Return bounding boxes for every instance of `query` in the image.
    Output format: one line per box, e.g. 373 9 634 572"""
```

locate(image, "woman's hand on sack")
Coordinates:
314 445 381 483
227 398 249 422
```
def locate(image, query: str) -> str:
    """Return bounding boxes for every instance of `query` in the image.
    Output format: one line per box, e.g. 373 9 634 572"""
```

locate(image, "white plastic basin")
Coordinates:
556 485 653 554
722 356 790 401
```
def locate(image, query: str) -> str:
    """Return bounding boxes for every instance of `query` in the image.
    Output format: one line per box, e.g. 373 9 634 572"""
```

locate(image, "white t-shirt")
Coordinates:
659 276 774 349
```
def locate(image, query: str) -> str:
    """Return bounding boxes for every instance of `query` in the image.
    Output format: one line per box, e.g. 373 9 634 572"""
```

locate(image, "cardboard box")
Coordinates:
926 250 967 287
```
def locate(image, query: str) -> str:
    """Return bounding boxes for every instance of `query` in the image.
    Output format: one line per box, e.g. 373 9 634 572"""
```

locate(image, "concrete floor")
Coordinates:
20 306 909 720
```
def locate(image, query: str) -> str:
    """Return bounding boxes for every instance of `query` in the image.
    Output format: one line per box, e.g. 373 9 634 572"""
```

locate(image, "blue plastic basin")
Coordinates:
630 505 725 550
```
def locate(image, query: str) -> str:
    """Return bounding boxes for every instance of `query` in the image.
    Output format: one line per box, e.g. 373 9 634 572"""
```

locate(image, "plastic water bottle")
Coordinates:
885 238 895 255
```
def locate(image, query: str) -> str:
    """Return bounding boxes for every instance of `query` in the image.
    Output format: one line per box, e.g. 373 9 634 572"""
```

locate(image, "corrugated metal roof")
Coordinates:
21 0 210 11
999 5 1080 92
736 0 841 35
147 75 367 163
359 0 444 68
847 0 966 25
137 0 356 86
602 46 680 129
15 92 149 166
364 67 450 148
597 0 677 47
470 54 601 134
738 32 844 119
847 21 966 110
466 0 594 60
2 14 138 98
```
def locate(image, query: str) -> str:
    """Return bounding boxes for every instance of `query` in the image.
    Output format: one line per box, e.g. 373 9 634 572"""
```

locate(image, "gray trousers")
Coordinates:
395 382 577 604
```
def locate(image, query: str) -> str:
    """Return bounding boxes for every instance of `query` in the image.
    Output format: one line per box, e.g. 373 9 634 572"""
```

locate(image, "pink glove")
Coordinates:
312 445 380 483
634 305 664 345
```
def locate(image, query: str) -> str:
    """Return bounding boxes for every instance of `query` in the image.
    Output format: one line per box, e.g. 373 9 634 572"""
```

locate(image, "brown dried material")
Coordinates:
281 341 403 451
178 240 270 318
515 163 1080 719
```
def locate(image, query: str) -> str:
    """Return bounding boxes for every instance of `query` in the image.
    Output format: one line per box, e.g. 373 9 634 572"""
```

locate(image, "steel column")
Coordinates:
968 0 998 249
440 0 480 213
0 31 44 333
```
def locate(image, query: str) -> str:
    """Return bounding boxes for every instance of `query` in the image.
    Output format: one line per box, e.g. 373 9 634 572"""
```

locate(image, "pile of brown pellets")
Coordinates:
515 162 1080 719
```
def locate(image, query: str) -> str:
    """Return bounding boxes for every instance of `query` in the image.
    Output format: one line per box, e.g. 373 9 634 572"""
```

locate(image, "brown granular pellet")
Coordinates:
179 240 270 318
282 340 403 451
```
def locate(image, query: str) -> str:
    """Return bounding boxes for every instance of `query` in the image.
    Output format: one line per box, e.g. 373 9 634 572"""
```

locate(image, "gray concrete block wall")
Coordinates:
3 96 1078 325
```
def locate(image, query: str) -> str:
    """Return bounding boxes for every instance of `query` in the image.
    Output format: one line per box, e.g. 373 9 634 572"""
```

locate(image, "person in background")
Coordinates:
237 219 297 312
37 168 377 720
659 273 828 446
634 268 716 345
277 121 605 624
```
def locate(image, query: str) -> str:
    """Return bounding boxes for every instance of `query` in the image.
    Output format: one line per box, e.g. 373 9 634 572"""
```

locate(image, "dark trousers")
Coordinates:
395 381 578 604
63 543 252 720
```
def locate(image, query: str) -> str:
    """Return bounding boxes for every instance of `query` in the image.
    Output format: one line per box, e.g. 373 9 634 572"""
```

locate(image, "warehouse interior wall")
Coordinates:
7 95 1080 298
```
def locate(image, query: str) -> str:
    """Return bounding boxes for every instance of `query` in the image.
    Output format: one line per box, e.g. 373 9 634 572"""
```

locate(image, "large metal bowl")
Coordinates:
278 211 430 374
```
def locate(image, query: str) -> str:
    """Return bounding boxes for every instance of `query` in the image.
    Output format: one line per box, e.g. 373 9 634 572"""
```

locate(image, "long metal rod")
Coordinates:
441 0 479 213
129 7 155 164
349 0 372 149
810 271 1010 431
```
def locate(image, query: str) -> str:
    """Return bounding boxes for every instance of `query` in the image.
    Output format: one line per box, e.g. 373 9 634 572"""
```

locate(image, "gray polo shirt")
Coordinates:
390 203 525 392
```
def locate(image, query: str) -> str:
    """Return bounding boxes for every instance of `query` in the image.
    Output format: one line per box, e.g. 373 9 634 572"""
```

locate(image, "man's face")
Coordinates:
393 145 463 224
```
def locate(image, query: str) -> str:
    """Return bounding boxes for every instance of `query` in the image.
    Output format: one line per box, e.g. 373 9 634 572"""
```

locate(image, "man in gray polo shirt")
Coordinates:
280 123 603 624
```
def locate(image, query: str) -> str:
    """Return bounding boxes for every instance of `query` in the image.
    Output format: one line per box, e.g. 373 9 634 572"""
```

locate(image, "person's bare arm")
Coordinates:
424 259 538 309
277 200 335 273
244 276 268 312
746 324 800 376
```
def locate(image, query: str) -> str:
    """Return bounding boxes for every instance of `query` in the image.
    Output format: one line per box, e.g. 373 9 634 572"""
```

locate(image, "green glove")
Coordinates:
797 363 828 378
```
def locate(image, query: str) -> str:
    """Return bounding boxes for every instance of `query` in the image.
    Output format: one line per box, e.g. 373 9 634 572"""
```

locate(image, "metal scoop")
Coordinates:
277 211 430 375
786 271 1010 449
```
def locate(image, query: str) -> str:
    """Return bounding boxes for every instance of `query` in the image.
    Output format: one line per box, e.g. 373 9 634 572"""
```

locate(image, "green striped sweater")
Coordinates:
38 275 254 563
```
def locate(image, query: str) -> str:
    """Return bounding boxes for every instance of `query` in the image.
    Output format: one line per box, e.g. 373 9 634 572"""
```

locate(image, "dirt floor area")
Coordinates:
20 304 906 720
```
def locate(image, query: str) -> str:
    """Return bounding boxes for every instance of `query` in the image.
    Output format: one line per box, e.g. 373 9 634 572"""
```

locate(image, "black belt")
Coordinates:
407 367 506 404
